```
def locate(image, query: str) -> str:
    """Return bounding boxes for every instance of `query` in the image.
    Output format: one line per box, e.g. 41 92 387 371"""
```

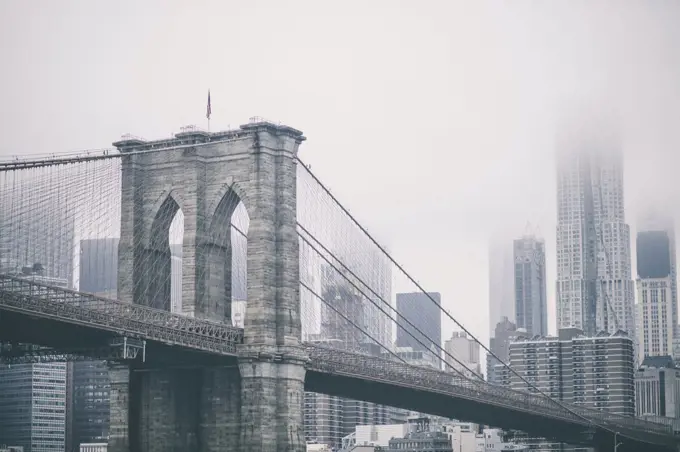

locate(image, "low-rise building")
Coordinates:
386 431 451 452
635 355 680 420
79 444 107 452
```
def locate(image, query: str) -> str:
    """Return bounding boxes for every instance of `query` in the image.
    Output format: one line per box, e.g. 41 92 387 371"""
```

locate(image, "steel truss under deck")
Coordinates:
0 337 146 364
0 274 243 354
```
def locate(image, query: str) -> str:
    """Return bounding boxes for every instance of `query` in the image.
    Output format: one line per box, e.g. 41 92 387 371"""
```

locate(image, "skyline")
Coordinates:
2 0 680 357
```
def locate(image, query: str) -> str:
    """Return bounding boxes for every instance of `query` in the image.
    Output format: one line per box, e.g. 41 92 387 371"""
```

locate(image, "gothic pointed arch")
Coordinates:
145 187 186 249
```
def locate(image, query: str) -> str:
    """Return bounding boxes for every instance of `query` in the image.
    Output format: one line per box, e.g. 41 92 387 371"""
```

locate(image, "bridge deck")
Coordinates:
0 275 677 449
0 275 243 354
304 345 678 448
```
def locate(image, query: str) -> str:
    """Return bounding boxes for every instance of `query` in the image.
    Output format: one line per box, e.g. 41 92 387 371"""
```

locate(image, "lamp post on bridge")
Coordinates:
614 431 622 452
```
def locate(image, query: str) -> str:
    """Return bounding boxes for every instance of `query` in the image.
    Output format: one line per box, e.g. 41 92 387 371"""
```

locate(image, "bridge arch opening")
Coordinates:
202 188 249 325
145 193 183 311
168 208 183 314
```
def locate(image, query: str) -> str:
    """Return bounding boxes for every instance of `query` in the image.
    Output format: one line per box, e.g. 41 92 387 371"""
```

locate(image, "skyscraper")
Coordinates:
555 120 634 337
637 225 677 363
396 292 442 359
513 235 548 337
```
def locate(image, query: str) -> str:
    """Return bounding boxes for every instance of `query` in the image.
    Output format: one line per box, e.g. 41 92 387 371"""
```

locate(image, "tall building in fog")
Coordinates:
488 239 516 335
555 120 634 337
514 235 548 337
637 221 677 363
396 292 442 359
79 238 118 297
444 332 481 377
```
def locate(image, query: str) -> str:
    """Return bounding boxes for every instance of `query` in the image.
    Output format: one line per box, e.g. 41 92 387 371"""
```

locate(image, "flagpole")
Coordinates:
206 89 212 132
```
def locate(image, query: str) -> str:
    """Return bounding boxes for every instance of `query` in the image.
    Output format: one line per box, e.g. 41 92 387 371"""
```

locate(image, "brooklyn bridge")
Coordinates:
0 119 677 452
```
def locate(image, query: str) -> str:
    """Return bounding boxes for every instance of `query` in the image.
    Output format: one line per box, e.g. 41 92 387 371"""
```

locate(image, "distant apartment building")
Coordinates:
513 235 548 337
504 328 635 416
444 332 481 377
0 362 68 452
635 355 680 420
385 431 452 452
396 292 442 361
79 444 107 452
637 227 678 363
486 317 529 385
0 276 69 452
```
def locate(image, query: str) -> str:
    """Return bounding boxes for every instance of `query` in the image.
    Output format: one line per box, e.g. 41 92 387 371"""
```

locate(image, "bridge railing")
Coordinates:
304 344 674 438
0 275 244 354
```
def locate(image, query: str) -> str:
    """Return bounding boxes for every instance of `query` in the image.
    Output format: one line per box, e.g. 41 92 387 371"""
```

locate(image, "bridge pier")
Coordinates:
136 370 201 452
112 121 308 451
109 362 305 452
238 350 307 451
199 367 241 451
108 363 133 452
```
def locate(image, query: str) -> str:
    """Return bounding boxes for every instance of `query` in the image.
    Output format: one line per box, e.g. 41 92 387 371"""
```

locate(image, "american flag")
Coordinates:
206 90 212 120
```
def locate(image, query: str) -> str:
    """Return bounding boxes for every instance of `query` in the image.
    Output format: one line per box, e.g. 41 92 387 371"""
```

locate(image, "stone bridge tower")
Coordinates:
110 120 307 452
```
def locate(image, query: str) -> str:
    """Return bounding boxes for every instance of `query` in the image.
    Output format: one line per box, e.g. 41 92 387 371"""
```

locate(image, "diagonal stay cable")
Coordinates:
230 221 473 378
297 230 472 379
299 279 408 365
297 221 482 381
296 159 609 432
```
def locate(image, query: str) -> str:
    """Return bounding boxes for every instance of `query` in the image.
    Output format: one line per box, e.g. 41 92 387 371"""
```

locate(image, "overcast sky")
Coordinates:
2 0 680 353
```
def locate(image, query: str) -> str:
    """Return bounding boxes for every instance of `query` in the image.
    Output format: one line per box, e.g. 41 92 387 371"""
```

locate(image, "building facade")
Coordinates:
504 328 635 416
396 292 442 360
69 362 110 450
486 317 529 385
637 228 677 363
0 363 68 452
635 356 680 420
444 332 481 377
513 235 548 337
555 122 634 338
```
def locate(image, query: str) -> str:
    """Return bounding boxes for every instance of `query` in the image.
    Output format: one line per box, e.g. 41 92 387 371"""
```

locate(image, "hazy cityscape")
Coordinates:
2 2 680 452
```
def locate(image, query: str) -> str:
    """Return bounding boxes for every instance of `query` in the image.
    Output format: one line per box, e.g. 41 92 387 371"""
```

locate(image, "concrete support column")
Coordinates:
108 363 132 452
238 350 307 452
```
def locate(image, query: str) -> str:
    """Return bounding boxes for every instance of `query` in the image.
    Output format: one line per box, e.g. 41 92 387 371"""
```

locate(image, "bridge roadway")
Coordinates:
0 274 678 451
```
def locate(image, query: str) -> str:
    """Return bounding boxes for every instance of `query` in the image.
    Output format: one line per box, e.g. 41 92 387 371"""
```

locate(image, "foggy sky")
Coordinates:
2 0 680 351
